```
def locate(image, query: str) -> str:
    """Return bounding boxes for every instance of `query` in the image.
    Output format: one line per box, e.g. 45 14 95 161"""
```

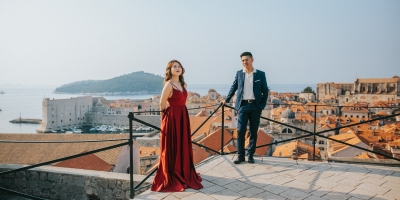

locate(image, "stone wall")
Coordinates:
0 164 153 200
139 156 159 175
136 137 160 148
37 96 93 133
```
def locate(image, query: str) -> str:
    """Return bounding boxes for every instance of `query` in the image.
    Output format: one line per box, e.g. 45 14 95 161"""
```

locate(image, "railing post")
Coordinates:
221 104 225 155
128 112 135 199
313 105 317 161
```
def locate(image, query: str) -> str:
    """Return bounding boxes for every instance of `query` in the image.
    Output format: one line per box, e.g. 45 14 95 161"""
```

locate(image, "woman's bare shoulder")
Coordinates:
163 81 173 90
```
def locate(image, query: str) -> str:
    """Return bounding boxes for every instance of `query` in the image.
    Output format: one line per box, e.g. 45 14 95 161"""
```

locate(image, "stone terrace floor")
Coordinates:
136 155 400 200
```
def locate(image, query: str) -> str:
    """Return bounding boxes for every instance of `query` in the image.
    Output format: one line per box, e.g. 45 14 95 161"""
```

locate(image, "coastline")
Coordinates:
0 83 314 133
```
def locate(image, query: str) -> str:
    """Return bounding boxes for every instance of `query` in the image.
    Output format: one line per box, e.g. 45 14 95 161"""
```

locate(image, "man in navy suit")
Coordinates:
224 52 269 164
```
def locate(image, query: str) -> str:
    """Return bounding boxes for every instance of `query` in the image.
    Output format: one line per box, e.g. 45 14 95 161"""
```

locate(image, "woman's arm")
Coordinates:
160 81 173 115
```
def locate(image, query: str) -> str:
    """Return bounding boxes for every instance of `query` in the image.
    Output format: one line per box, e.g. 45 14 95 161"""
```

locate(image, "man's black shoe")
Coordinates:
248 155 255 163
234 157 245 164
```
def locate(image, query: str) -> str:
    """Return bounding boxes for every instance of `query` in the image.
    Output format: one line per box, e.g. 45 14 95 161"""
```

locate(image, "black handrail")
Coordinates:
128 112 135 199
131 103 220 114
221 104 225 155
2 101 398 199
127 101 400 198
130 117 161 131
0 138 128 143
191 104 223 136
313 105 317 161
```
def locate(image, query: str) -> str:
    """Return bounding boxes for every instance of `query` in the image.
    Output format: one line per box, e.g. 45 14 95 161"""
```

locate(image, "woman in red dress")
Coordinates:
151 60 203 192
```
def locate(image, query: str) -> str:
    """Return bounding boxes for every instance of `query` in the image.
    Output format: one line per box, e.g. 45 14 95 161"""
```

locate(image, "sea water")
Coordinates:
0 84 313 133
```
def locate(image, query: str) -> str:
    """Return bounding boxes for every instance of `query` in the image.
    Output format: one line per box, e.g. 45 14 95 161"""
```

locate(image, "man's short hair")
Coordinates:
240 52 253 58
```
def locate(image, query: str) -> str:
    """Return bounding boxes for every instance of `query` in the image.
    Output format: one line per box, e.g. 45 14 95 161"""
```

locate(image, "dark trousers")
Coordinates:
237 101 262 158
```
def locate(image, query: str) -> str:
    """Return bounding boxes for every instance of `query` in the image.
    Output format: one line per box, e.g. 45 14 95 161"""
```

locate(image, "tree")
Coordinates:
302 86 315 93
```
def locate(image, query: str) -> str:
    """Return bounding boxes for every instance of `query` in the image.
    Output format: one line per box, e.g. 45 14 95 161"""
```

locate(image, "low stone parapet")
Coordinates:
0 164 154 200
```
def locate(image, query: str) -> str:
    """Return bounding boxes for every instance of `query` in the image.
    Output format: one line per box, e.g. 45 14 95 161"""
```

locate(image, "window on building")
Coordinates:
350 115 353 118
345 115 347 117
70 119 71 121
61 120 63 122
52 121 54 124
356 115 359 118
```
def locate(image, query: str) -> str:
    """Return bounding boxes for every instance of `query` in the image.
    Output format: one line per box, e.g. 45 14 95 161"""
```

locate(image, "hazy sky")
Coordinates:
1 1 399 87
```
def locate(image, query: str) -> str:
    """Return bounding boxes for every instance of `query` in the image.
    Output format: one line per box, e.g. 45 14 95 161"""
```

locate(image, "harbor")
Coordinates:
39 124 155 136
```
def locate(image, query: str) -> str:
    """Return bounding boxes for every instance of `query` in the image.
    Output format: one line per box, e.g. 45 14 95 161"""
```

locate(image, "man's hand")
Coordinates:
221 100 226 105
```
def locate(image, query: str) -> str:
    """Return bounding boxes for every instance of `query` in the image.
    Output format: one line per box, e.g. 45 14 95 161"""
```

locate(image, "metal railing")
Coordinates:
129 102 400 197
0 140 129 199
1 101 399 199
0 103 221 200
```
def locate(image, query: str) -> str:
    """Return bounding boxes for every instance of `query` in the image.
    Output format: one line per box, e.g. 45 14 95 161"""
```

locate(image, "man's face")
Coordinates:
241 56 254 68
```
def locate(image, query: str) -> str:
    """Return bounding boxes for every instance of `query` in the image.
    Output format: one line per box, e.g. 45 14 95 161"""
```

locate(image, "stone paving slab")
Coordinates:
135 155 400 200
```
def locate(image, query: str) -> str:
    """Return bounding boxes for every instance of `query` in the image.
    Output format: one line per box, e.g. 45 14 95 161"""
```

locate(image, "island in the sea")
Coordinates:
54 71 163 95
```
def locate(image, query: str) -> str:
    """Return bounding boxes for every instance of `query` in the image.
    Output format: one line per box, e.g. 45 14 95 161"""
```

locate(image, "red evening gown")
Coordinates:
151 83 203 192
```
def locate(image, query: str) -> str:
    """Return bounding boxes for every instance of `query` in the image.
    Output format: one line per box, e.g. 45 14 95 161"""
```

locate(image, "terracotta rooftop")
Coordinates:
355 152 375 159
0 134 129 165
223 144 237 153
189 116 212 138
198 128 233 154
272 140 320 159
192 143 211 165
53 151 113 171
329 132 368 155
243 130 274 156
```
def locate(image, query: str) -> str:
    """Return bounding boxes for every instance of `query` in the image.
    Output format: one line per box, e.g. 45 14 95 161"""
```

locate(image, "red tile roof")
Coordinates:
254 131 273 156
198 128 233 154
223 144 237 153
53 151 113 172
192 144 211 164
244 130 273 156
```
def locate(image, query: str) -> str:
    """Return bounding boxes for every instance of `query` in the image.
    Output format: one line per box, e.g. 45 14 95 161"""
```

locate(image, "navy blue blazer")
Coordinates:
225 69 269 110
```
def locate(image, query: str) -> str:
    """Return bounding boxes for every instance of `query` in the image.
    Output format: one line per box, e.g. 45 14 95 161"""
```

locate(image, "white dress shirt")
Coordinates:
242 68 256 100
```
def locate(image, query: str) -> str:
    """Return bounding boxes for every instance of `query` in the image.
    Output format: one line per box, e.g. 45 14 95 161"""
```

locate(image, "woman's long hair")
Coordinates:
163 60 186 88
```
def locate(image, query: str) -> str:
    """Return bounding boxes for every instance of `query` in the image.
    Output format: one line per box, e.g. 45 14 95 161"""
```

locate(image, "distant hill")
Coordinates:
54 71 163 94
